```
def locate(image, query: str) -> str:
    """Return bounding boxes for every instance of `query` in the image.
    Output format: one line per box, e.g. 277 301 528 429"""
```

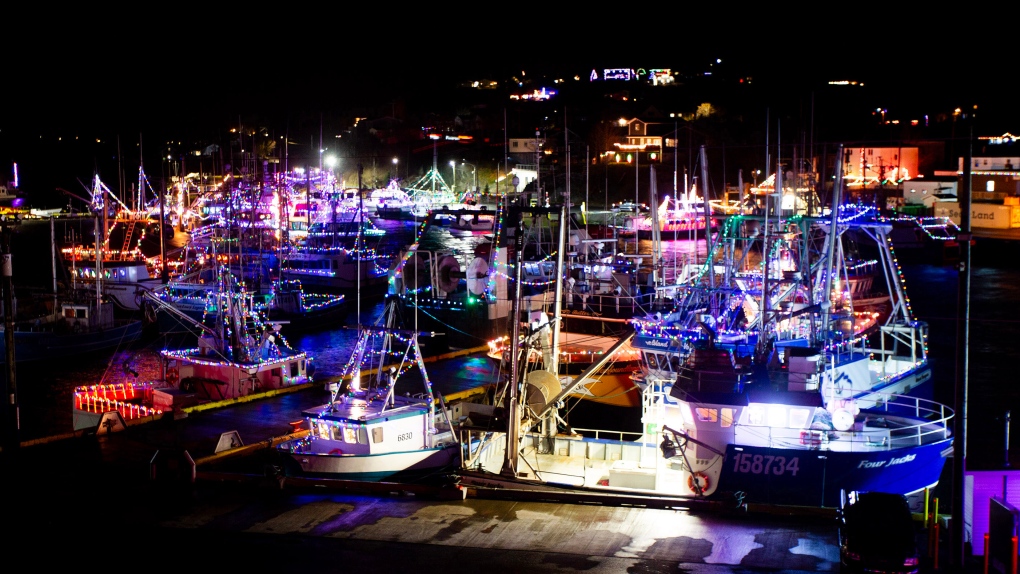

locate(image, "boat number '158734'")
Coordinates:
732 453 801 476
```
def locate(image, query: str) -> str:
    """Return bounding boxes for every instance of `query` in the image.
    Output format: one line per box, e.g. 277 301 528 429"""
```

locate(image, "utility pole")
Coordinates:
951 122 974 570
1 217 20 456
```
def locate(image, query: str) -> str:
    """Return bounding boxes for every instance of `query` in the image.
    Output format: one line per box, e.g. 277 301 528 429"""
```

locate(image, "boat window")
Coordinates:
789 407 811 428
768 406 787 427
669 355 681 372
290 362 299 377
316 420 330 439
371 427 384 444
343 427 358 443
721 408 735 428
695 407 718 423
747 405 765 425
679 403 694 425
645 353 659 370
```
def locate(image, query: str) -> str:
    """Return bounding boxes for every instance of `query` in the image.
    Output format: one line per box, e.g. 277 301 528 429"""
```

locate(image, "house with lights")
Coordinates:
603 117 667 165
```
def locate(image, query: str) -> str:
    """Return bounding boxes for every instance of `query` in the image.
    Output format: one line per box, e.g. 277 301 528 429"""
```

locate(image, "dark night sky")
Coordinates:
2 11 1014 208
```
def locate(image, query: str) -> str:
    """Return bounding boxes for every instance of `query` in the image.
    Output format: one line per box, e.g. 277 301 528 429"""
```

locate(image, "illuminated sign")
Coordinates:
603 68 634 81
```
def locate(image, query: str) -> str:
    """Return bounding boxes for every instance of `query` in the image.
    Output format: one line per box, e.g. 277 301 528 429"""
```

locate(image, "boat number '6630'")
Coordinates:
731 453 800 476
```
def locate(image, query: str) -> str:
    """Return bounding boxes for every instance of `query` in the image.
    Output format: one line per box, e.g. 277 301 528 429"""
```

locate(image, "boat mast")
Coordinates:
648 164 661 301
357 163 363 329
698 147 714 291
50 217 57 318
501 205 525 478
542 200 569 445
820 145 844 338
94 175 105 312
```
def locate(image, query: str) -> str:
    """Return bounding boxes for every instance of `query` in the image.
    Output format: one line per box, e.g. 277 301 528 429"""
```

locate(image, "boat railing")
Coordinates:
737 393 953 452
562 289 672 317
568 427 645 443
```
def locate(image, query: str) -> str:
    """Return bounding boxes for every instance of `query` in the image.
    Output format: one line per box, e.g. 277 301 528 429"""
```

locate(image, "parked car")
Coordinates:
838 491 921 573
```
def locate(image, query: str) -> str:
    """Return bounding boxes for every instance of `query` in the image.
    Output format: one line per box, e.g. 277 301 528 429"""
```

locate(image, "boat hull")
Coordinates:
717 439 952 507
161 350 311 401
281 443 461 482
1 320 143 363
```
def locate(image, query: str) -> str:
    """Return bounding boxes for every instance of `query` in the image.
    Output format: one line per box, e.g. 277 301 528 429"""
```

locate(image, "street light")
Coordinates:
461 161 477 192
325 155 339 191
449 160 457 191
392 157 398 181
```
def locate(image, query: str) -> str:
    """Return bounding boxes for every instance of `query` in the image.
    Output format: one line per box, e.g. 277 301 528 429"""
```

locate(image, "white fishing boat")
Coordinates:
363 180 413 213
455 145 954 509
275 300 461 481
447 205 497 234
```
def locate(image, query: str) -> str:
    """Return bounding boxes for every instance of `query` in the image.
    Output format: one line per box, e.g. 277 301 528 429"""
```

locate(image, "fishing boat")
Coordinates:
144 266 313 404
447 205 497 234
631 192 718 240
74 259 314 431
455 146 953 508
363 179 415 217
630 181 929 407
388 199 649 351
263 279 348 333
279 245 390 294
61 173 169 314
280 193 392 294
274 297 461 482
486 321 644 408
2 292 144 364
3 216 145 365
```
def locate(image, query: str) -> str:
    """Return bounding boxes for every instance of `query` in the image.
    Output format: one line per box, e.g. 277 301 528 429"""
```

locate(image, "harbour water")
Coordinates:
7 216 1020 475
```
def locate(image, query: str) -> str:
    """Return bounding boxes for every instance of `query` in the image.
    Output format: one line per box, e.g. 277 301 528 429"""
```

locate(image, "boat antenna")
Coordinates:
357 162 363 330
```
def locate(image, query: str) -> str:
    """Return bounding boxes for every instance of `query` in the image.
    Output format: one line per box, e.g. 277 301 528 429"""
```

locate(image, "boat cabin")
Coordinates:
302 401 436 456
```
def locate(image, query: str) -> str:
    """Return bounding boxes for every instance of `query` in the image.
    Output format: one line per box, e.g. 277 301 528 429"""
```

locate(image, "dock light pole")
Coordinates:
462 161 477 192
1 217 20 455
1006 410 1011 468
449 160 456 191
951 124 974 570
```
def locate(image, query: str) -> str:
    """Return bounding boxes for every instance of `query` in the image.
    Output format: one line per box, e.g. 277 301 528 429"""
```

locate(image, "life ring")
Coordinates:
328 448 344 455
166 367 179 386
688 472 710 494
